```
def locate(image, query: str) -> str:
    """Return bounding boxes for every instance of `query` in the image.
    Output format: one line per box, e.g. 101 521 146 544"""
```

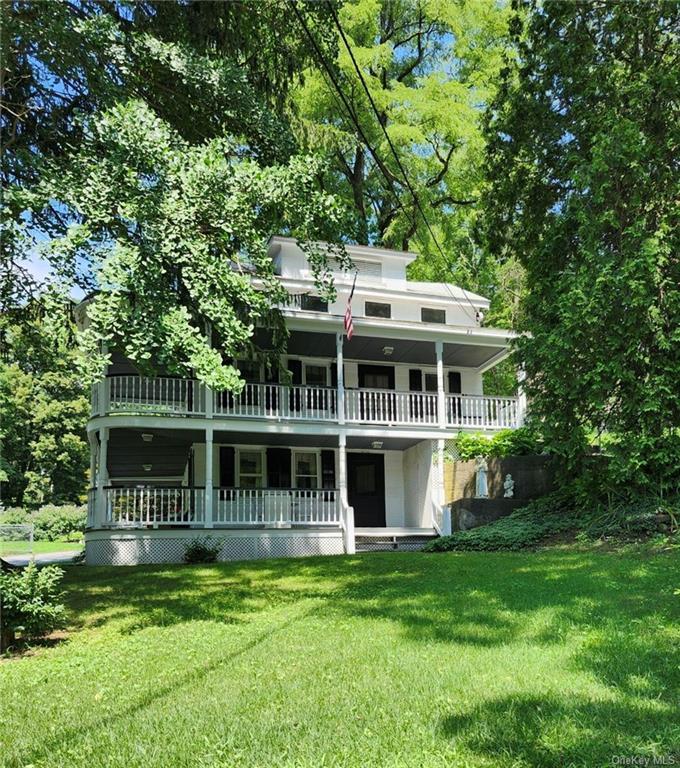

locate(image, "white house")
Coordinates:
81 237 522 565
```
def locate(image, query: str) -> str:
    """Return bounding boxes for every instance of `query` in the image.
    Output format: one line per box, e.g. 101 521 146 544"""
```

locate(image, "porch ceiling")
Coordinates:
286 330 505 367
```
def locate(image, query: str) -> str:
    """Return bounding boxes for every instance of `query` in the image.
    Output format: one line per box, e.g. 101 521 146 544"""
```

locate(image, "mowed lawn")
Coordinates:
0 551 678 768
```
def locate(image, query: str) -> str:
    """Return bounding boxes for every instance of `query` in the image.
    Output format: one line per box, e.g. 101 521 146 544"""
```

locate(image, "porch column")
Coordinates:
204 425 214 528
438 438 451 535
435 340 446 429
95 427 109 528
517 366 527 427
339 431 355 554
97 342 109 416
336 332 345 425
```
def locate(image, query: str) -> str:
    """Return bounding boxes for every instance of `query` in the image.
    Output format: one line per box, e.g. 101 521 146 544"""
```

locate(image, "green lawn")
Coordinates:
0 539 83 557
0 551 678 767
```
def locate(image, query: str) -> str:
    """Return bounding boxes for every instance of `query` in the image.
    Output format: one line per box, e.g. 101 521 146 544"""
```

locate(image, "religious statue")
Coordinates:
503 474 515 498
475 456 489 498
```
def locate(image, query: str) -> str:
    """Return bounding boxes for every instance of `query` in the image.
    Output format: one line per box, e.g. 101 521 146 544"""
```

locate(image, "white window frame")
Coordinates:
292 449 321 489
303 362 330 387
236 448 266 488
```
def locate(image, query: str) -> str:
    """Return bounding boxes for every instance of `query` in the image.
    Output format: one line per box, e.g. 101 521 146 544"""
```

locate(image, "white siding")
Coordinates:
403 440 434 528
384 451 405 526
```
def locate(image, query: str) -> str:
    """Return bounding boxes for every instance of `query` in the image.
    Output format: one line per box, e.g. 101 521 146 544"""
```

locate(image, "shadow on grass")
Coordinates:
440 693 680 767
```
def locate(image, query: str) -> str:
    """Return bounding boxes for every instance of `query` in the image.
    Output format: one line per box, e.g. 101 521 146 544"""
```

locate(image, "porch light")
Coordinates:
382 345 394 356
141 433 153 442
371 441 383 450
142 464 152 472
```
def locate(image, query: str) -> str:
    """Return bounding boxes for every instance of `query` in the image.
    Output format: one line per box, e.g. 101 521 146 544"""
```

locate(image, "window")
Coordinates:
238 360 261 382
424 373 438 392
421 307 446 324
238 450 264 489
301 295 328 312
365 301 391 318
304 364 328 387
294 452 318 489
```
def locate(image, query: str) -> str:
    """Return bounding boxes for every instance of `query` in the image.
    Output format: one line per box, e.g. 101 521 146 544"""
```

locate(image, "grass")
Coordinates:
0 538 83 557
0 550 678 768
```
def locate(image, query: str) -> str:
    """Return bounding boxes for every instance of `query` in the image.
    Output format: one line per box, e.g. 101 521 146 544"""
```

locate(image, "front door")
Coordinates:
347 453 386 527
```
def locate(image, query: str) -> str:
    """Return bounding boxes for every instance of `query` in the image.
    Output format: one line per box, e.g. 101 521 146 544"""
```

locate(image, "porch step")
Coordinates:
354 528 438 553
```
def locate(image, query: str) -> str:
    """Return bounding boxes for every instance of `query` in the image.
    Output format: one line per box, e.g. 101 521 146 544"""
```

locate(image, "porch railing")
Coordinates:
106 376 206 416
446 394 520 429
214 383 336 421
345 388 439 426
93 375 520 430
215 488 340 526
104 486 205 527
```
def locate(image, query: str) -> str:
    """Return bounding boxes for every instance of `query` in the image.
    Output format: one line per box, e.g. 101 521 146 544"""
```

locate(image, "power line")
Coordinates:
326 2 482 322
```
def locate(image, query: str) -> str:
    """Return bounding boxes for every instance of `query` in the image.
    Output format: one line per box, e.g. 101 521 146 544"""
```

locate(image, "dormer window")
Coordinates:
300 295 328 312
421 307 446 324
365 301 391 319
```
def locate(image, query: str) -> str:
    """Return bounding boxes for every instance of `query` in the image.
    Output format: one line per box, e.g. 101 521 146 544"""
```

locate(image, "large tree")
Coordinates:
1 1 345 387
293 0 513 290
485 1 680 495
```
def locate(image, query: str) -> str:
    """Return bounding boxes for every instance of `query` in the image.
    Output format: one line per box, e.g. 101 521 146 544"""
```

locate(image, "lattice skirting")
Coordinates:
85 530 345 566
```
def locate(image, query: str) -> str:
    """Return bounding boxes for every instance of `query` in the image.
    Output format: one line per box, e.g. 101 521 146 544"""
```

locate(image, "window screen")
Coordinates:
239 451 263 488
365 301 391 318
421 307 446 324
301 295 328 312
295 452 318 489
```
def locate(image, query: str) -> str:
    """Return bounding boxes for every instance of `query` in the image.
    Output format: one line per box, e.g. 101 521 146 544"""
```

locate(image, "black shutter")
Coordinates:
409 369 423 391
321 450 336 489
330 363 337 388
448 371 462 393
219 446 235 487
267 448 291 489
288 359 303 385
288 359 303 411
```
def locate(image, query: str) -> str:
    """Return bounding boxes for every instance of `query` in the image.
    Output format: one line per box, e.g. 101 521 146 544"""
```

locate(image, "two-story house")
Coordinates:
81 237 523 565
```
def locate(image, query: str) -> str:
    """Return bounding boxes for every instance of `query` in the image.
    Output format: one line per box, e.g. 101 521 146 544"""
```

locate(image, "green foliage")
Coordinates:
0 564 66 652
0 290 90 507
0 505 86 542
484 2 680 496
452 427 542 461
183 537 220 564
425 494 677 552
294 0 518 316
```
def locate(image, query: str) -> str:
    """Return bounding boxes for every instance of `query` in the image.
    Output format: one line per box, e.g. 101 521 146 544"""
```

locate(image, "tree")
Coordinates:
2 1 345 388
292 0 513 288
0 290 90 506
485 1 680 495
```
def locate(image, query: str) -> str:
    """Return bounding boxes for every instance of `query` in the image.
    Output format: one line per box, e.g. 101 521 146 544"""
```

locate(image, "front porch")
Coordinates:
85 428 448 564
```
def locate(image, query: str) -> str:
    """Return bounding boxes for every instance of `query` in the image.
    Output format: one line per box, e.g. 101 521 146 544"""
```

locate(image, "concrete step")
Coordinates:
355 530 437 552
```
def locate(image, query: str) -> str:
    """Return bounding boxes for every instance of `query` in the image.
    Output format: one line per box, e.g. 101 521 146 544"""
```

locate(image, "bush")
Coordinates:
0 563 66 652
424 493 678 553
453 427 543 461
0 505 86 541
183 538 220 564
32 505 86 542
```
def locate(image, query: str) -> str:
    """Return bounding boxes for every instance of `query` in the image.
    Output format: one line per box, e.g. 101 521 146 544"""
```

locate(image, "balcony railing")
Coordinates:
345 388 439 426
93 376 521 429
104 486 205 527
214 383 336 421
215 488 340 527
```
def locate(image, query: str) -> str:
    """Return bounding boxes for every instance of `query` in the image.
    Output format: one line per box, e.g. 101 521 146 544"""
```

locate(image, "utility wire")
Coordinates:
326 2 482 322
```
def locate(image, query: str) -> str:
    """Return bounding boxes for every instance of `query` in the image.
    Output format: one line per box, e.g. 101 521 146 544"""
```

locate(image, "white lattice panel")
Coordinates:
86 533 344 566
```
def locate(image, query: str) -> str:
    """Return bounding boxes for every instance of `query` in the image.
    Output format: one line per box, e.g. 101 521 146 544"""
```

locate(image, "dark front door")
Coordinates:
347 453 386 527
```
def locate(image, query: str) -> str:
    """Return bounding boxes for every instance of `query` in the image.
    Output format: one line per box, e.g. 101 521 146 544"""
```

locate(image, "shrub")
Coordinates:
32 505 86 542
452 427 543 461
0 564 66 652
424 493 678 553
0 507 30 525
183 538 220 564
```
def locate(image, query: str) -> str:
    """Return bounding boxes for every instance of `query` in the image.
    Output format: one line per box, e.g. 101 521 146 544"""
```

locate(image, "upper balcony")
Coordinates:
91 375 522 431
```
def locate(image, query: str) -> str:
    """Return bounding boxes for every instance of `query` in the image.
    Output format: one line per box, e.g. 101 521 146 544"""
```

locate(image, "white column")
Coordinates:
339 431 354 554
95 427 109 528
435 340 446 429
98 342 109 416
336 332 345 425
88 432 97 489
204 425 214 528
438 438 451 535
517 366 527 427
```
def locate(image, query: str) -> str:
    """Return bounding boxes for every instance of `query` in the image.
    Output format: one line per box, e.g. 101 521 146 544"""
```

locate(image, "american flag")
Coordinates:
344 272 358 340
